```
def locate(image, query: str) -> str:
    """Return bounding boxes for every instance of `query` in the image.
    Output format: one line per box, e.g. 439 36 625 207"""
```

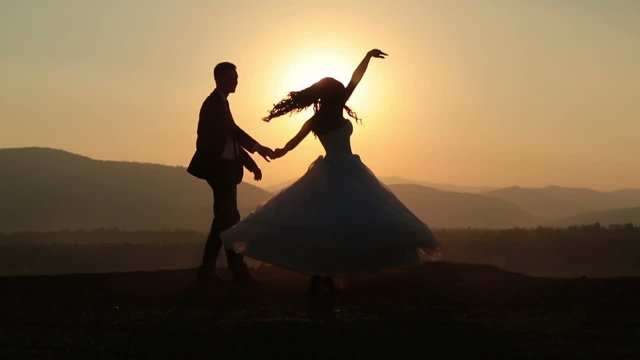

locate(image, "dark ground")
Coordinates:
1 262 639 359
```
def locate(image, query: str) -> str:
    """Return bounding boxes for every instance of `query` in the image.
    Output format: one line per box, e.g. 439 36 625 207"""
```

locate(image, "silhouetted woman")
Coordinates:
222 49 438 319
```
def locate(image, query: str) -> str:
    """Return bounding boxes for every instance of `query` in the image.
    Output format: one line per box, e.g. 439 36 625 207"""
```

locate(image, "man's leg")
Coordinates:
216 185 251 280
199 180 234 280
200 181 249 281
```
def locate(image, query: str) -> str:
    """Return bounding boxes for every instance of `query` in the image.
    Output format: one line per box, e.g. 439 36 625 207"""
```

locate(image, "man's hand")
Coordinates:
252 167 262 181
255 144 274 162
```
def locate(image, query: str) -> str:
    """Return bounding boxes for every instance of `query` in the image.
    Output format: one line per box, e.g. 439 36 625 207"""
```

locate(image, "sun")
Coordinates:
277 51 353 95
256 46 379 132
265 50 373 121
258 50 362 127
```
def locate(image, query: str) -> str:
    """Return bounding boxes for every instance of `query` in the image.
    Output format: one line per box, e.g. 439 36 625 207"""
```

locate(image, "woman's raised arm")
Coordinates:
344 49 388 101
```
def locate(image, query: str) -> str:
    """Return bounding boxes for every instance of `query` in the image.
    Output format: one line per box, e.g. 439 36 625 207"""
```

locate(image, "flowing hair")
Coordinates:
263 77 360 123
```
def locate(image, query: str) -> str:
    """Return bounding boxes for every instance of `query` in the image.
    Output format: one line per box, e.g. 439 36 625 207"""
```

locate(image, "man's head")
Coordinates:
214 62 238 94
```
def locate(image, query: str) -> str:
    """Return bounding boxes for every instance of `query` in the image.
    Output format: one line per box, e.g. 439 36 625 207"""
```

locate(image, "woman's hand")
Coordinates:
367 49 388 59
272 148 288 159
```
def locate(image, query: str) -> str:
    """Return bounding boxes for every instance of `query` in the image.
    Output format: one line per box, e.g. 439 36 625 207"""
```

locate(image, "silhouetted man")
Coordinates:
187 62 273 284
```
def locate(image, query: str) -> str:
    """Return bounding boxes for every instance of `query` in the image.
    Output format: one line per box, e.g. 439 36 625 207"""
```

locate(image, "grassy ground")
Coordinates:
1 262 639 359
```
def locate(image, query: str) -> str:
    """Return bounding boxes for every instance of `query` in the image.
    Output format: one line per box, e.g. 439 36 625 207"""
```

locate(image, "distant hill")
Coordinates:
0 147 272 232
537 186 640 211
485 186 640 221
263 179 296 193
381 176 497 193
264 176 497 194
3 147 639 231
0 148 535 230
387 184 536 228
554 207 640 227
484 186 587 220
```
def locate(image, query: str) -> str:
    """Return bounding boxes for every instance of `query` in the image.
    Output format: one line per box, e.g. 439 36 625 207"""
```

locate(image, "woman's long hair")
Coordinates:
263 77 360 123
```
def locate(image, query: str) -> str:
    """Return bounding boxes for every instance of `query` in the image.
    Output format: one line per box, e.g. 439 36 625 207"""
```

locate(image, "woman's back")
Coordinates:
317 119 353 156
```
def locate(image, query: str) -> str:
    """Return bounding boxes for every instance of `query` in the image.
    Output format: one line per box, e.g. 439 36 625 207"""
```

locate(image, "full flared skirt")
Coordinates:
221 154 438 277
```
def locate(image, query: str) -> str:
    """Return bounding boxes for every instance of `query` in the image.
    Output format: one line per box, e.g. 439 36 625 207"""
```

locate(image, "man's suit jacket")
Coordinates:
187 89 259 185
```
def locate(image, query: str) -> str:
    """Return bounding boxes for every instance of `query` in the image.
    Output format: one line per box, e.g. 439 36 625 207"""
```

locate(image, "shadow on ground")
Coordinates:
1 262 639 359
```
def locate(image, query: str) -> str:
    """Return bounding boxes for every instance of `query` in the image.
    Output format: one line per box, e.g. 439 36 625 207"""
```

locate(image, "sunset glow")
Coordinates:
278 52 353 92
1 1 639 190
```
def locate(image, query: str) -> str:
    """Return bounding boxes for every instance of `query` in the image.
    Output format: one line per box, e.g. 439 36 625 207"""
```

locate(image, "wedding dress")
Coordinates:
222 120 438 277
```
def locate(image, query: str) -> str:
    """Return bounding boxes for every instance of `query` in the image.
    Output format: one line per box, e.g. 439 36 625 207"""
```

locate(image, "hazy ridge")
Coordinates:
388 184 536 228
554 207 640 227
0 147 271 232
2 147 640 231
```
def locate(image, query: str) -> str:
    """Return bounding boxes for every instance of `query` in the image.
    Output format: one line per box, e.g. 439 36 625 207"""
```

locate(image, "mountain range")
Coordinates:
0 147 271 232
1 147 639 231
265 176 497 194
484 186 640 223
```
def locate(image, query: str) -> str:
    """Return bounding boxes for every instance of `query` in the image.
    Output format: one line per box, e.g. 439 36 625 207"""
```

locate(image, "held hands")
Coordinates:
255 144 274 162
272 148 288 159
367 49 388 59
253 143 286 166
250 146 284 181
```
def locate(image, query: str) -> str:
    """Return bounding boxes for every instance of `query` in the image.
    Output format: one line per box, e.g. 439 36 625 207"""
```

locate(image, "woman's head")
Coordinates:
314 77 346 105
263 77 359 122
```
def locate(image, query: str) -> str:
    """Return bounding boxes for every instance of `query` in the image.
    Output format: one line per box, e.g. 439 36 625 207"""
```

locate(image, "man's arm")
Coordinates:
239 148 262 181
231 124 273 162
229 124 260 152
207 96 273 160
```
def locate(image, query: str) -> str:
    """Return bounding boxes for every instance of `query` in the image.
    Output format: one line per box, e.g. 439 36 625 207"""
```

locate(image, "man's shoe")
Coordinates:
232 273 260 287
198 267 222 285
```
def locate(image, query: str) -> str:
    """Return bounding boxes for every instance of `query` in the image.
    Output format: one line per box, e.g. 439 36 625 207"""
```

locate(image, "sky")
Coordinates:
2 0 639 190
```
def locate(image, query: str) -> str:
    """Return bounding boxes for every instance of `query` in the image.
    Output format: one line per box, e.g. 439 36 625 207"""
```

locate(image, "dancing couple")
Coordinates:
187 49 438 300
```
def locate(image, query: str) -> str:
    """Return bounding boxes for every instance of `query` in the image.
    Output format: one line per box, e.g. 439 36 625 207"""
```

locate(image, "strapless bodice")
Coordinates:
318 120 353 156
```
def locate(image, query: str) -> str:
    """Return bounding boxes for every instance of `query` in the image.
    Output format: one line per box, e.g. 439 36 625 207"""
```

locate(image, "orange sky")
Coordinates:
2 1 639 190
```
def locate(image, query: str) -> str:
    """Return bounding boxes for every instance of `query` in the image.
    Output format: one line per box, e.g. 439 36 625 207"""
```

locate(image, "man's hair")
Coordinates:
213 62 236 82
